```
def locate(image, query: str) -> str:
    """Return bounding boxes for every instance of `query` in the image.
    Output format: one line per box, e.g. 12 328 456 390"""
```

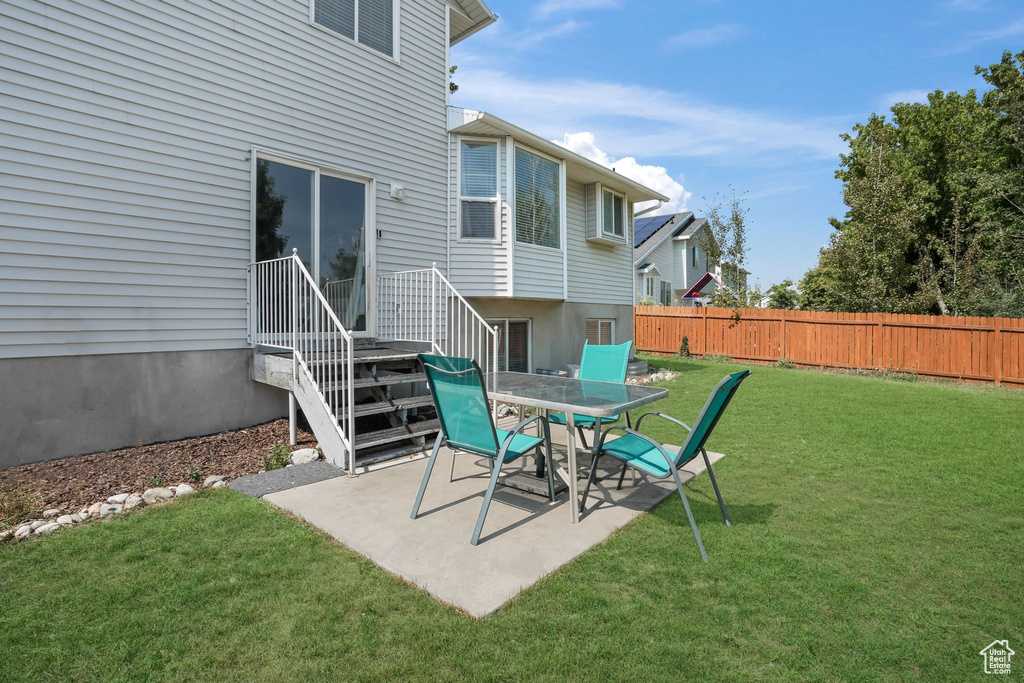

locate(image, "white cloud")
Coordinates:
667 23 748 49
879 89 931 110
534 0 618 19
451 68 847 164
555 132 691 214
516 20 583 49
932 17 1024 56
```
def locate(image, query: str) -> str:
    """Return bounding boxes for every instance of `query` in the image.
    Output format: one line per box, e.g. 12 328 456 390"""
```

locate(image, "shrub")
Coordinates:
776 357 795 369
702 353 733 364
146 475 166 488
0 485 43 529
678 336 691 357
264 443 291 471
187 466 201 484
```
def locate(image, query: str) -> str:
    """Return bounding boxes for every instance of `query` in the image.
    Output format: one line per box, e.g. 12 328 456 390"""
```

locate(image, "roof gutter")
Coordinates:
634 201 663 218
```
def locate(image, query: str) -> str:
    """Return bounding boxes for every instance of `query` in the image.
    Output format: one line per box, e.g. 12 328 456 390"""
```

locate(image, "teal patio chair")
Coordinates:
549 340 633 449
411 354 556 546
580 370 751 562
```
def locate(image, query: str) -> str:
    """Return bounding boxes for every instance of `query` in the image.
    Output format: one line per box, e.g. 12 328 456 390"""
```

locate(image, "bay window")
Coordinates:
459 139 499 240
514 146 560 249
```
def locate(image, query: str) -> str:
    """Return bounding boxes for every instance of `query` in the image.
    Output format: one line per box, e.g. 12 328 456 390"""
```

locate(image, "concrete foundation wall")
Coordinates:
0 349 286 469
468 299 635 373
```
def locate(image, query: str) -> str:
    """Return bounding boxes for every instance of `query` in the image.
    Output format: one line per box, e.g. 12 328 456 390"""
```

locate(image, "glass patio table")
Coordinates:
486 371 668 524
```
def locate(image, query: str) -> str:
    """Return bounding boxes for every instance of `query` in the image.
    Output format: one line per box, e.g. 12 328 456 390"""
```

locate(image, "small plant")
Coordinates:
0 484 43 529
187 466 201 484
702 353 733 364
678 336 691 357
880 369 918 382
776 356 795 369
147 475 166 488
263 443 291 471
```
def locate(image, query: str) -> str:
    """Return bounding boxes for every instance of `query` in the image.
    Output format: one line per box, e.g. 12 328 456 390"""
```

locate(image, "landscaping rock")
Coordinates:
15 525 33 541
175 483 195 496
35 522 61 535
203 475 228 488
289 448 320 466
0 530 11 543
211 480 227 488
78 507 90 518
43 508 60 519
56 515 75 527
123 493 144 511
99 503 123 518
71 513 86 523
30 520 47 530
107 493 131 504
88 502 104 516
142 487 174 504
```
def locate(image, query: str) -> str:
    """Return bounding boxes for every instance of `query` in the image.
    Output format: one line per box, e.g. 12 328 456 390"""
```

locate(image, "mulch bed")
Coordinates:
0 419 315 516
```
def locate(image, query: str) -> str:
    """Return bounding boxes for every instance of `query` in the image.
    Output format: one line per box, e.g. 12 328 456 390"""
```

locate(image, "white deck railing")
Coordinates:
376 264 498 383
248 250 356 470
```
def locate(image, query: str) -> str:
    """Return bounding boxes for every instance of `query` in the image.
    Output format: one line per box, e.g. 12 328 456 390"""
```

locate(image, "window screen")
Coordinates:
460 201 495 239
315 0 355 39
314 0 394 57
586 319 614 345
515 147 559 248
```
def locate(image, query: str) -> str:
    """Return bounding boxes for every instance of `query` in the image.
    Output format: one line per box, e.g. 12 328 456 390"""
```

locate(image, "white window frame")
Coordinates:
660 280 672 306
457 136 501 243
601 187 627 240
692 245 699 268
513 143 564 252
487 318 532 373
586 318 615 346
645 275 655 298
309 0 402 63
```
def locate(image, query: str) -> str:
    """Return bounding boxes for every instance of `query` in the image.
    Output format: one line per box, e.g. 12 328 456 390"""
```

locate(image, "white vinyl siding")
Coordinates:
312 0 398 60
448 135 508 296
458 138 498 240
0 0 449 359
634 237 676 305
585 319 614 345
567 179 633 305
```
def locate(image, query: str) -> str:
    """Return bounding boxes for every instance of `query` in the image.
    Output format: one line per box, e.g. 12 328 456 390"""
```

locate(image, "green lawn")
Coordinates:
2 358 1022 681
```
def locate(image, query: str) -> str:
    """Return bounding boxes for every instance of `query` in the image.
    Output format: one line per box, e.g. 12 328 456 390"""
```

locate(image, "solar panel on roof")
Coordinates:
632 214 675 248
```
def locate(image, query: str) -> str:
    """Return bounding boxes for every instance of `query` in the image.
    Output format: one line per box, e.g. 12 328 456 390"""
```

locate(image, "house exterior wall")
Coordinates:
566 179 634 306
1 0 451 361
468 298 634 374
634 238 674 305
0 349 286 468
676 230 714 294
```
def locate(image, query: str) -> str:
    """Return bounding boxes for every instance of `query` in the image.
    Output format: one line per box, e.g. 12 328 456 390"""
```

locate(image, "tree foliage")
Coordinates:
698 188 760 307
802 50 1024 316
765 279 800 309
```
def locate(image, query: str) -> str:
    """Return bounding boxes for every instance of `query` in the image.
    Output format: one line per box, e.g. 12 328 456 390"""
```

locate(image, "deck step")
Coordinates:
351 372 426 389
355 419 440 450
352 395 434 418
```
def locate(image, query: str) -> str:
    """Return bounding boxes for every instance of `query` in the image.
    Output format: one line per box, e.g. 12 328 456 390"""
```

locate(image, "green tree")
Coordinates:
697 188 755 307
765 279 799 309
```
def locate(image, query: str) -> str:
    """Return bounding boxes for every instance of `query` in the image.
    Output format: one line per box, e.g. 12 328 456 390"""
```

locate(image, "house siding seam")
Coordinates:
0 0 451 359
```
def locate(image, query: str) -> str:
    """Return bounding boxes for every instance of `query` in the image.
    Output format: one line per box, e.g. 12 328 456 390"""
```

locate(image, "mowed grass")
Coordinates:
2 358 1022 681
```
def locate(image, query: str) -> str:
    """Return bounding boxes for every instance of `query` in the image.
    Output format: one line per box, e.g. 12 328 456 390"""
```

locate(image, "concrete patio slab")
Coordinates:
265 433 723 618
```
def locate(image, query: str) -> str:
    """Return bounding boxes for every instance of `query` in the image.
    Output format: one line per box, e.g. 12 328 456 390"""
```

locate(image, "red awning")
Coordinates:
683 272 715 298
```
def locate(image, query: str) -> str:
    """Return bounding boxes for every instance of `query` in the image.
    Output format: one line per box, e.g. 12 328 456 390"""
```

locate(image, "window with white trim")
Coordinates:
313 0 397 59
514 146 560 249
459 139 499 240
601 188 626 239
645 275 655 298
488 319 530 372
586 319 615 345
692 245 699 268
660 280 672 306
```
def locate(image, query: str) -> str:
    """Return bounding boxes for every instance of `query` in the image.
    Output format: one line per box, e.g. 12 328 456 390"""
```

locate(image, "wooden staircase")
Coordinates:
251 339 440 470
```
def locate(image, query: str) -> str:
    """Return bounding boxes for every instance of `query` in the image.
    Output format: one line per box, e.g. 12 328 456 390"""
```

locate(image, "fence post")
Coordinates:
779 309 787 361
993 318 1003 387
875 314 884 370
702 306 709 356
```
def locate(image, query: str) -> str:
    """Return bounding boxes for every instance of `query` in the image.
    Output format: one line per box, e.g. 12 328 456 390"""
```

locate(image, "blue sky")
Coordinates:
450 0 1024 288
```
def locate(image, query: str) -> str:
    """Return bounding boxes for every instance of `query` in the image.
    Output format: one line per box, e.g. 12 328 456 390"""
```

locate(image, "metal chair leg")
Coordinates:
471 453 507 545
578 452 602 515
449 449 457 482
535 445 545 478
577 425 589 450
701 448 731 526
669 466 708 562
411 434 444 519
544 435 556 503
616 463 629 490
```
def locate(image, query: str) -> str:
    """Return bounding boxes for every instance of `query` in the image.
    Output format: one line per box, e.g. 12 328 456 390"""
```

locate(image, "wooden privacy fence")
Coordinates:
634 306 1024 387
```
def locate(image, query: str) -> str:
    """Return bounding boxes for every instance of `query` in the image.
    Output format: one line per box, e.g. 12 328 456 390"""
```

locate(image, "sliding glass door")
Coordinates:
255 156 369 333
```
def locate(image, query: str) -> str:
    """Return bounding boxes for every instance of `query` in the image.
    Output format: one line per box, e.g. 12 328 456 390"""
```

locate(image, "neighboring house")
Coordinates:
633 213 716 305
0 0 662 469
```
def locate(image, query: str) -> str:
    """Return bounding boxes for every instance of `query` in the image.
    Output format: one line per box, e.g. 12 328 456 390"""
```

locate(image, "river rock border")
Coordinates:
1 475 230 544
